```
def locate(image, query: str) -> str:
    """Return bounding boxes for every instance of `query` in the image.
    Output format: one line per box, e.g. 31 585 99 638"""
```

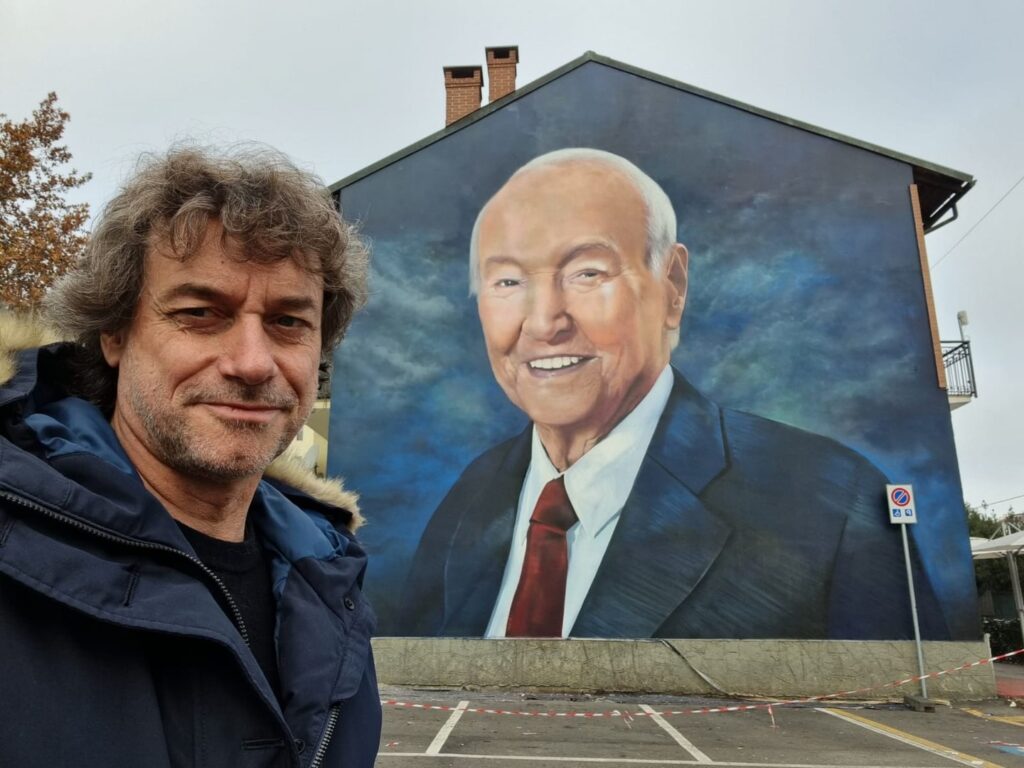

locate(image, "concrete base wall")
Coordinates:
373 637 996 701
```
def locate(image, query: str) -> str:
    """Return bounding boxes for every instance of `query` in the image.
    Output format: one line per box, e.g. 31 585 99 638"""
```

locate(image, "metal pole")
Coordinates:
901 525 928 698
1006 552 1024 646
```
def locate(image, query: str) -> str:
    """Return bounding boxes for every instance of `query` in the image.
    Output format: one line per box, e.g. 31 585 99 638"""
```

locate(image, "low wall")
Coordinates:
373 637 996 700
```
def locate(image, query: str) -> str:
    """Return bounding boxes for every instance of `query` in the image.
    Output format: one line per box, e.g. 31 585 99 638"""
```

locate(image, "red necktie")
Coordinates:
506 476 578 637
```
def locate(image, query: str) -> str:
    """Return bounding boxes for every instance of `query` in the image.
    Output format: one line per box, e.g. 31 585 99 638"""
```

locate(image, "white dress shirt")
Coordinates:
485 365 675 638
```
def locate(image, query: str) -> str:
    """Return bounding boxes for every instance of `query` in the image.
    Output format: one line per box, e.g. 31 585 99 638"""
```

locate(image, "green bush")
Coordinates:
984 617 1024 663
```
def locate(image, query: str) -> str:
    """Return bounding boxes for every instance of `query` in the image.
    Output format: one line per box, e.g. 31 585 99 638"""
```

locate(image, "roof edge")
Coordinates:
330 52 597 193
330 50 973 193
585 52 973 184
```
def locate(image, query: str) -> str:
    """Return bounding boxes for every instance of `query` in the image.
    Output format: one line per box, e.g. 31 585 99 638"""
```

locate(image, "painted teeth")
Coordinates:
529 356 583 371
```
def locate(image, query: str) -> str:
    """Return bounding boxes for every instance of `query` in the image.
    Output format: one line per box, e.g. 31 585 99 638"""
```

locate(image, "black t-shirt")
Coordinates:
178 522 281 699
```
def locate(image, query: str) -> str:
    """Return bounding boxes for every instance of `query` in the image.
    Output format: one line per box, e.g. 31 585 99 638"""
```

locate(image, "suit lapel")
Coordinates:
648 370 729 492
572 369 732 637
442 428 532 635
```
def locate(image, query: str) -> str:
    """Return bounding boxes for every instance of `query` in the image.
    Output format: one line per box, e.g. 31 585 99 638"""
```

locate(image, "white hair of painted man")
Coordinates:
467 147 682 348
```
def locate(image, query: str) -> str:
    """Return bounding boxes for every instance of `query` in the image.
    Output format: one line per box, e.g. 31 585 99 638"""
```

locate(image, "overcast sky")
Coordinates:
3 0 1021 518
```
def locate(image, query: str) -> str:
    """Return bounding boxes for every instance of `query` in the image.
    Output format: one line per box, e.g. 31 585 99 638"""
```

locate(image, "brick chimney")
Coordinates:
485 46 519 102
443 65 483 126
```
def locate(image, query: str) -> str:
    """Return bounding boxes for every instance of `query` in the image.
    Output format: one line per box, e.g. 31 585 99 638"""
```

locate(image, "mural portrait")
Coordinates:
329 59 978 641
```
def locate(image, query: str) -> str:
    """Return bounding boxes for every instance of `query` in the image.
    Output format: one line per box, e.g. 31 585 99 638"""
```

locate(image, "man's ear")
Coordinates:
664 243 688 330
99 329 127 368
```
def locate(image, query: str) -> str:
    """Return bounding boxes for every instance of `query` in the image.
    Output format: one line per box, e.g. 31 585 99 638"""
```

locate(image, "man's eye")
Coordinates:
273 316 313 333
568 269 604 284
494 278 521 288
174 307 215 320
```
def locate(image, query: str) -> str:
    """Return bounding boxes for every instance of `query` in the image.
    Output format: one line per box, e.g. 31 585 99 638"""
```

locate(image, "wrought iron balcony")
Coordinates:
942 340 976 409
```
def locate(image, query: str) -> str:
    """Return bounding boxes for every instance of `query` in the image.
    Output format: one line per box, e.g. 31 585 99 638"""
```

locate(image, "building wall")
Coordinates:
372 638 995 700
330 61 977 641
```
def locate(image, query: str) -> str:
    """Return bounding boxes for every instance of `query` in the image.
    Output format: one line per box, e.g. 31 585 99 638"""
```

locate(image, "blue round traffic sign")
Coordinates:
890 487 911 506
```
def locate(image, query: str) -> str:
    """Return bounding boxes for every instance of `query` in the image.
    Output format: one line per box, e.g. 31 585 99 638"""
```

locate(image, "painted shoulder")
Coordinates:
715 406 888 517
443 426 531 498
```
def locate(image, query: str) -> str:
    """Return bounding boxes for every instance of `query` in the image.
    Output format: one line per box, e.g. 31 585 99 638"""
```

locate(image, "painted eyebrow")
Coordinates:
157 283 319 314
560 240 620 267
481 240 620 273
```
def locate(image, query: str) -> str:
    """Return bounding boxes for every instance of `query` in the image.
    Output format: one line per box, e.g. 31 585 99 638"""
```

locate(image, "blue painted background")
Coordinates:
329 62 977 639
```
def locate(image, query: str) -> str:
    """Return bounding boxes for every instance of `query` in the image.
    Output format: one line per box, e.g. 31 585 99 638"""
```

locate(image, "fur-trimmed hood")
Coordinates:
0 310 61 384
0 311 362 530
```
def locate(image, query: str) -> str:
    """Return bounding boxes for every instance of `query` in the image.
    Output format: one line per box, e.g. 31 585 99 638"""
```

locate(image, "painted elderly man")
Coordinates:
0 147 379 766
404 147 946 642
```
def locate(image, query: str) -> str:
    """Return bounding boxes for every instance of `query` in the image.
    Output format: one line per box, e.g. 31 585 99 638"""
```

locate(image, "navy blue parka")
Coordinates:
0 342 381 768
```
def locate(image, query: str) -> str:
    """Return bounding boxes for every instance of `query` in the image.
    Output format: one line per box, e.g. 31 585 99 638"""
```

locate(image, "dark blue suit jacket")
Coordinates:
404 370 949 640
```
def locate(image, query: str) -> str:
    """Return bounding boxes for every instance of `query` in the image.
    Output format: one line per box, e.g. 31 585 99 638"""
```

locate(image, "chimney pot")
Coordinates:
485 45 519 103
443 65 483 126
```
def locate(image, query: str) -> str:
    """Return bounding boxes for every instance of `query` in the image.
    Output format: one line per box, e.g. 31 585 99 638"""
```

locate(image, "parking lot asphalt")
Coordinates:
375 685 1024 767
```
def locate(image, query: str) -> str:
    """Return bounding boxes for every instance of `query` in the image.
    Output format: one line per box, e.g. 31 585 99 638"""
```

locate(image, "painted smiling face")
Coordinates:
475 161 684 455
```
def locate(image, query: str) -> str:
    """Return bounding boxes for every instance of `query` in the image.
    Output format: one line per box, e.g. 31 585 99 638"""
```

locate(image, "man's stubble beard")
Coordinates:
127 382 304 482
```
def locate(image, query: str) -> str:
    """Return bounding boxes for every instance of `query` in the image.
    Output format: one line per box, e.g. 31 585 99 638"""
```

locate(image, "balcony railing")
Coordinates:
942 340 977 401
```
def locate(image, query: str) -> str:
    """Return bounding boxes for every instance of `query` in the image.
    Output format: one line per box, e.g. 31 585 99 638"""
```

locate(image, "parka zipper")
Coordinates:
0 487 337 768
308 704 340 768
0 489 250 645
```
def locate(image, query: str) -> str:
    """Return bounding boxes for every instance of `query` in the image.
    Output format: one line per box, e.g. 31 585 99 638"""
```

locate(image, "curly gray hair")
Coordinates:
44 144 368 412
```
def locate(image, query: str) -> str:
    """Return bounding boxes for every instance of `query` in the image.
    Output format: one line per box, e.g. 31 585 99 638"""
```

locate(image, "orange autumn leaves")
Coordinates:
1 93 91 310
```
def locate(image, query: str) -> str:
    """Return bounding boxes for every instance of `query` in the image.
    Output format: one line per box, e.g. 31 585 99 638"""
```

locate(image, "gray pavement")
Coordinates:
376 686 1024 767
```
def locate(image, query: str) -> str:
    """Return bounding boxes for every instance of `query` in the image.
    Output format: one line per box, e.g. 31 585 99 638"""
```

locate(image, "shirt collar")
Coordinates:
528 365 674 537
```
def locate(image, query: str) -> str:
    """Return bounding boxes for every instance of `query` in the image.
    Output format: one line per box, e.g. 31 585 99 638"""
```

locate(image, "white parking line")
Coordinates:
640 704 713 763
424 699 469 755
378 752 952 766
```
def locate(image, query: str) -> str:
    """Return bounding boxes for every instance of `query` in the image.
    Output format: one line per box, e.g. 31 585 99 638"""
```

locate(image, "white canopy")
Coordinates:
971 531 1024 560
971 531 1024 643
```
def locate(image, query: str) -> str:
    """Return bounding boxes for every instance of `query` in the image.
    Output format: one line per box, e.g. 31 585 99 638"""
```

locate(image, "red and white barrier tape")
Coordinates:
381 646 1024 718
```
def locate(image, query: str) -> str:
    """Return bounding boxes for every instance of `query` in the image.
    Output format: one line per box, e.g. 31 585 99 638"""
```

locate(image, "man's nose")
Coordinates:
522 280 572 342
217 317 277 384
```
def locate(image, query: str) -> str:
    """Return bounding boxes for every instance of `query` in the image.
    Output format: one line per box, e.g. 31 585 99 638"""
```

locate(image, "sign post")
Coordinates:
887 484 928 700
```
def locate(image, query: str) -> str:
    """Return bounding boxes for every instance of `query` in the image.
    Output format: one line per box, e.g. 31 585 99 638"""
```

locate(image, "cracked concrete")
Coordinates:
372 637 996 700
